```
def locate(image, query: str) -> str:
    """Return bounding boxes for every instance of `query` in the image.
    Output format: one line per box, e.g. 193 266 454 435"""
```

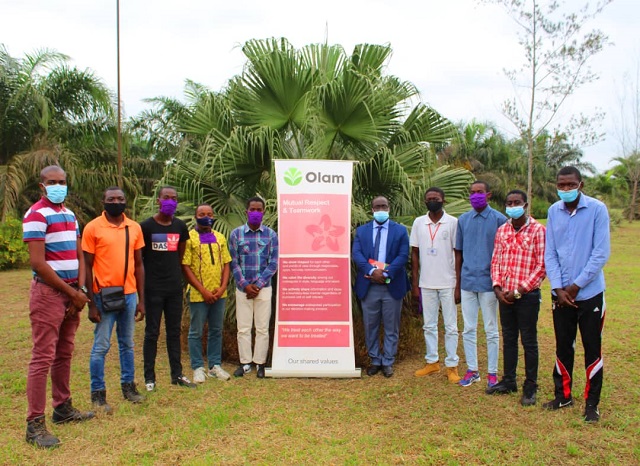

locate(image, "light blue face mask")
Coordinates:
44 184 68 204
373 211 389 223
557 188 579 203
505 206 525 220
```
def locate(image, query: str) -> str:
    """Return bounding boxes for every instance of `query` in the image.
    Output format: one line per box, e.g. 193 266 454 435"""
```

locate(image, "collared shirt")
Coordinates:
229 223 279 291
455 206 507 292
23 196 80 283
491 217 546 293
371 220 389 264
182 229 232 302
81 212 145 294
410 211 457 289
545 193 610 301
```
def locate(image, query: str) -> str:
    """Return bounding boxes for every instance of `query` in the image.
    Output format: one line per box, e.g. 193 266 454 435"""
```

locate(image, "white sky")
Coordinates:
2 0 639 172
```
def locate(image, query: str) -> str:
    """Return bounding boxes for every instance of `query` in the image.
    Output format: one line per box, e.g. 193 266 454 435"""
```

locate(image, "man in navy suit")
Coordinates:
353 196 410 377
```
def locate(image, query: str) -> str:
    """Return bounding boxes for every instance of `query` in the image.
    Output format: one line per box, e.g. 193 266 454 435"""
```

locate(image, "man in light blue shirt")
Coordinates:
543 166 610 423
455 181 506 388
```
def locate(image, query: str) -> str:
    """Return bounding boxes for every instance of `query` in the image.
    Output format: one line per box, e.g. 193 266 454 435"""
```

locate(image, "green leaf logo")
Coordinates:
284 167 303 186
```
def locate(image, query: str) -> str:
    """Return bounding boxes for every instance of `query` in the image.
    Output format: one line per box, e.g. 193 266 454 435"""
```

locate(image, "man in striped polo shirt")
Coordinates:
22 165 93 449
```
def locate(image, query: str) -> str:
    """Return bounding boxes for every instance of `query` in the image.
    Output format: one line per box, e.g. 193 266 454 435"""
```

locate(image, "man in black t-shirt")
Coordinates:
140 186 195 390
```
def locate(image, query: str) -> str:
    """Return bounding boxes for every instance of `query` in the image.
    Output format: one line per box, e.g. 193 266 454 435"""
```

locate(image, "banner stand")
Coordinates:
268 160 361 378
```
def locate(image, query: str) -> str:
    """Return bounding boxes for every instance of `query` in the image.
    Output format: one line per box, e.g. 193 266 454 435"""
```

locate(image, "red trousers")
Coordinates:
27 280 80 420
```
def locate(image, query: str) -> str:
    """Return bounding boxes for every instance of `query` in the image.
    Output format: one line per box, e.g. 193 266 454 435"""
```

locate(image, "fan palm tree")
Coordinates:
151 39 472 234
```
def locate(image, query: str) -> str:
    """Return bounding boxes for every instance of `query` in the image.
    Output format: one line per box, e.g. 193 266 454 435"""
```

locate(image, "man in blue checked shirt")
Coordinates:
229 196 279 379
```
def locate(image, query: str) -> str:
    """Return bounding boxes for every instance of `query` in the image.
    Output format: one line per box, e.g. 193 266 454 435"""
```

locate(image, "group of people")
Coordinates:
22 166 278 448
353 166 609 425
22 164 609 450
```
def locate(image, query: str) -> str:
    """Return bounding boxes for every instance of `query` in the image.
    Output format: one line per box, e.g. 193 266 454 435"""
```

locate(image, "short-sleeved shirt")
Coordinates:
22 197 80 283
410 211 457 289
82 213 145 294
455 206 507 292
140 216 189 293
182 229 232 302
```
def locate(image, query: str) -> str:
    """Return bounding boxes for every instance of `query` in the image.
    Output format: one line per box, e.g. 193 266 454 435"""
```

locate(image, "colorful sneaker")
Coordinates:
487 373 498 389
458 370 480 387
193 367 206 384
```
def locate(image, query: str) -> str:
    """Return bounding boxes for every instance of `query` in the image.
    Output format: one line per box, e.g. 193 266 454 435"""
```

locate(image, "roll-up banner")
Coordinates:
267 160 361 378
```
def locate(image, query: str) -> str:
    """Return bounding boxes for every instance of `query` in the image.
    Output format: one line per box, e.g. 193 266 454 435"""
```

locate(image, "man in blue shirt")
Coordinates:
353 196 410 378
543 166 610 423
229 196 279 379
455 181 507 388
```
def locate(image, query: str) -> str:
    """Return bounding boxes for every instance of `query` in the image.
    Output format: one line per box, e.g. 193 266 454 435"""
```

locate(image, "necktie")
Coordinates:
373 225 383 261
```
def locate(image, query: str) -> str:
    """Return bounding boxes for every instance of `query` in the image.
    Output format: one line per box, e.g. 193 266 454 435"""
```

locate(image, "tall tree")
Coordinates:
151 39 473 235
0 46 164 222
482 0 611 206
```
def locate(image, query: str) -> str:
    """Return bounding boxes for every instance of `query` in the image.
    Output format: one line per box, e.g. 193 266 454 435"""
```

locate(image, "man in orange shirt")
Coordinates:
82 187 146 413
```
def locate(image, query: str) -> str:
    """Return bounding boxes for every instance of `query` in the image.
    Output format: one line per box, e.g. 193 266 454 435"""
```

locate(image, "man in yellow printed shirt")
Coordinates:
182 204 232 383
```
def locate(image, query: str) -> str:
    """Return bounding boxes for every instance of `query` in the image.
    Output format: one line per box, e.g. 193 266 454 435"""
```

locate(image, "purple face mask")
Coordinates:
247 210 264 226
470 193 488 210
159 199 177 216
198 232 217 244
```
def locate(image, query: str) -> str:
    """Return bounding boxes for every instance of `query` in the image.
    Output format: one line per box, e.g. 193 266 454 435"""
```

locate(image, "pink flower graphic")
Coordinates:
305 215 345 251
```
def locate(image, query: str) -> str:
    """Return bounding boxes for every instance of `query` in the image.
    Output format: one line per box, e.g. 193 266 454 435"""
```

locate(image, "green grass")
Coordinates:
0 223 639 465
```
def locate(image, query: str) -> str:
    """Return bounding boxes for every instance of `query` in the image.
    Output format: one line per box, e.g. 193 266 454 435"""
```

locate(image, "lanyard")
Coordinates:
428 223 441 247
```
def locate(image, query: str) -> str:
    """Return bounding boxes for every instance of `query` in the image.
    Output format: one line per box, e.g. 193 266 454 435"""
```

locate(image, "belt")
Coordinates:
34 277 79 288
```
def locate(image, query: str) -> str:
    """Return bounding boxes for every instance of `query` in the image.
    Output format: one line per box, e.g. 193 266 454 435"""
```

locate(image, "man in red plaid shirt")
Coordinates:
487 189 546 406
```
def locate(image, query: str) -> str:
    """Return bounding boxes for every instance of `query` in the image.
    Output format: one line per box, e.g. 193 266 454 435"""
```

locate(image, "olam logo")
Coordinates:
284 167 303 186
283 167 345 186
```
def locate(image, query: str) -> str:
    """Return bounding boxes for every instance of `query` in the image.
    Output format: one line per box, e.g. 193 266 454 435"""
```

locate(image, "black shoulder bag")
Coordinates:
95 225 129 312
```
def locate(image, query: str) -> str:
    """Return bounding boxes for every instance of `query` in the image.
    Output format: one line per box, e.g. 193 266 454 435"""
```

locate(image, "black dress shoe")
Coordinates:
366 365 381 376
382 365 394 378
485 380 518 395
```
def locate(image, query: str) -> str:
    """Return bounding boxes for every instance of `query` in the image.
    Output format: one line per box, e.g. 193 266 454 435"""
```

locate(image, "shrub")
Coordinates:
0 217 30 270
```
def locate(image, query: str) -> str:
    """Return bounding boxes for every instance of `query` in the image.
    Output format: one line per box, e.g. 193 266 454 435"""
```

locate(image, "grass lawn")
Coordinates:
0 223 639 465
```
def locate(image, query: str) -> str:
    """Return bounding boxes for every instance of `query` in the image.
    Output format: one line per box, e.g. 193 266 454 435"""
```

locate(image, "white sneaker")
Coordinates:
145 381 156 392
193 367 207 384
209 364 231 381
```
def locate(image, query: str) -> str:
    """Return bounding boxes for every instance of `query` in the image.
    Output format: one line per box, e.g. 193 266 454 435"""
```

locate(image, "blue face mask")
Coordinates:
44 184 67 204
557 188 579 203
373 211 389 223
505 206 525 220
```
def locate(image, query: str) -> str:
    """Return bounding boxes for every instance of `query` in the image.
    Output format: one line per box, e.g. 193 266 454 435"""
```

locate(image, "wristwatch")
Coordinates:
513 289 522 300
80 285 89 294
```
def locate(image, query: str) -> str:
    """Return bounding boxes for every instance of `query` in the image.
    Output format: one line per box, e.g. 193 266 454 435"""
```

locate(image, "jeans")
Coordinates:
27 280 80 420
552 292 605 405
461 289 499 373
144 289 184 383
89 293 137 392
361 284 402 366
499 290 540 390
236 287 272 365
421 288 459 367
188 298 226 369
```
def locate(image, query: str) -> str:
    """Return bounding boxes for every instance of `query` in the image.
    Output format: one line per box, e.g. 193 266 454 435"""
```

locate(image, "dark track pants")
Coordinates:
551 292 605 406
